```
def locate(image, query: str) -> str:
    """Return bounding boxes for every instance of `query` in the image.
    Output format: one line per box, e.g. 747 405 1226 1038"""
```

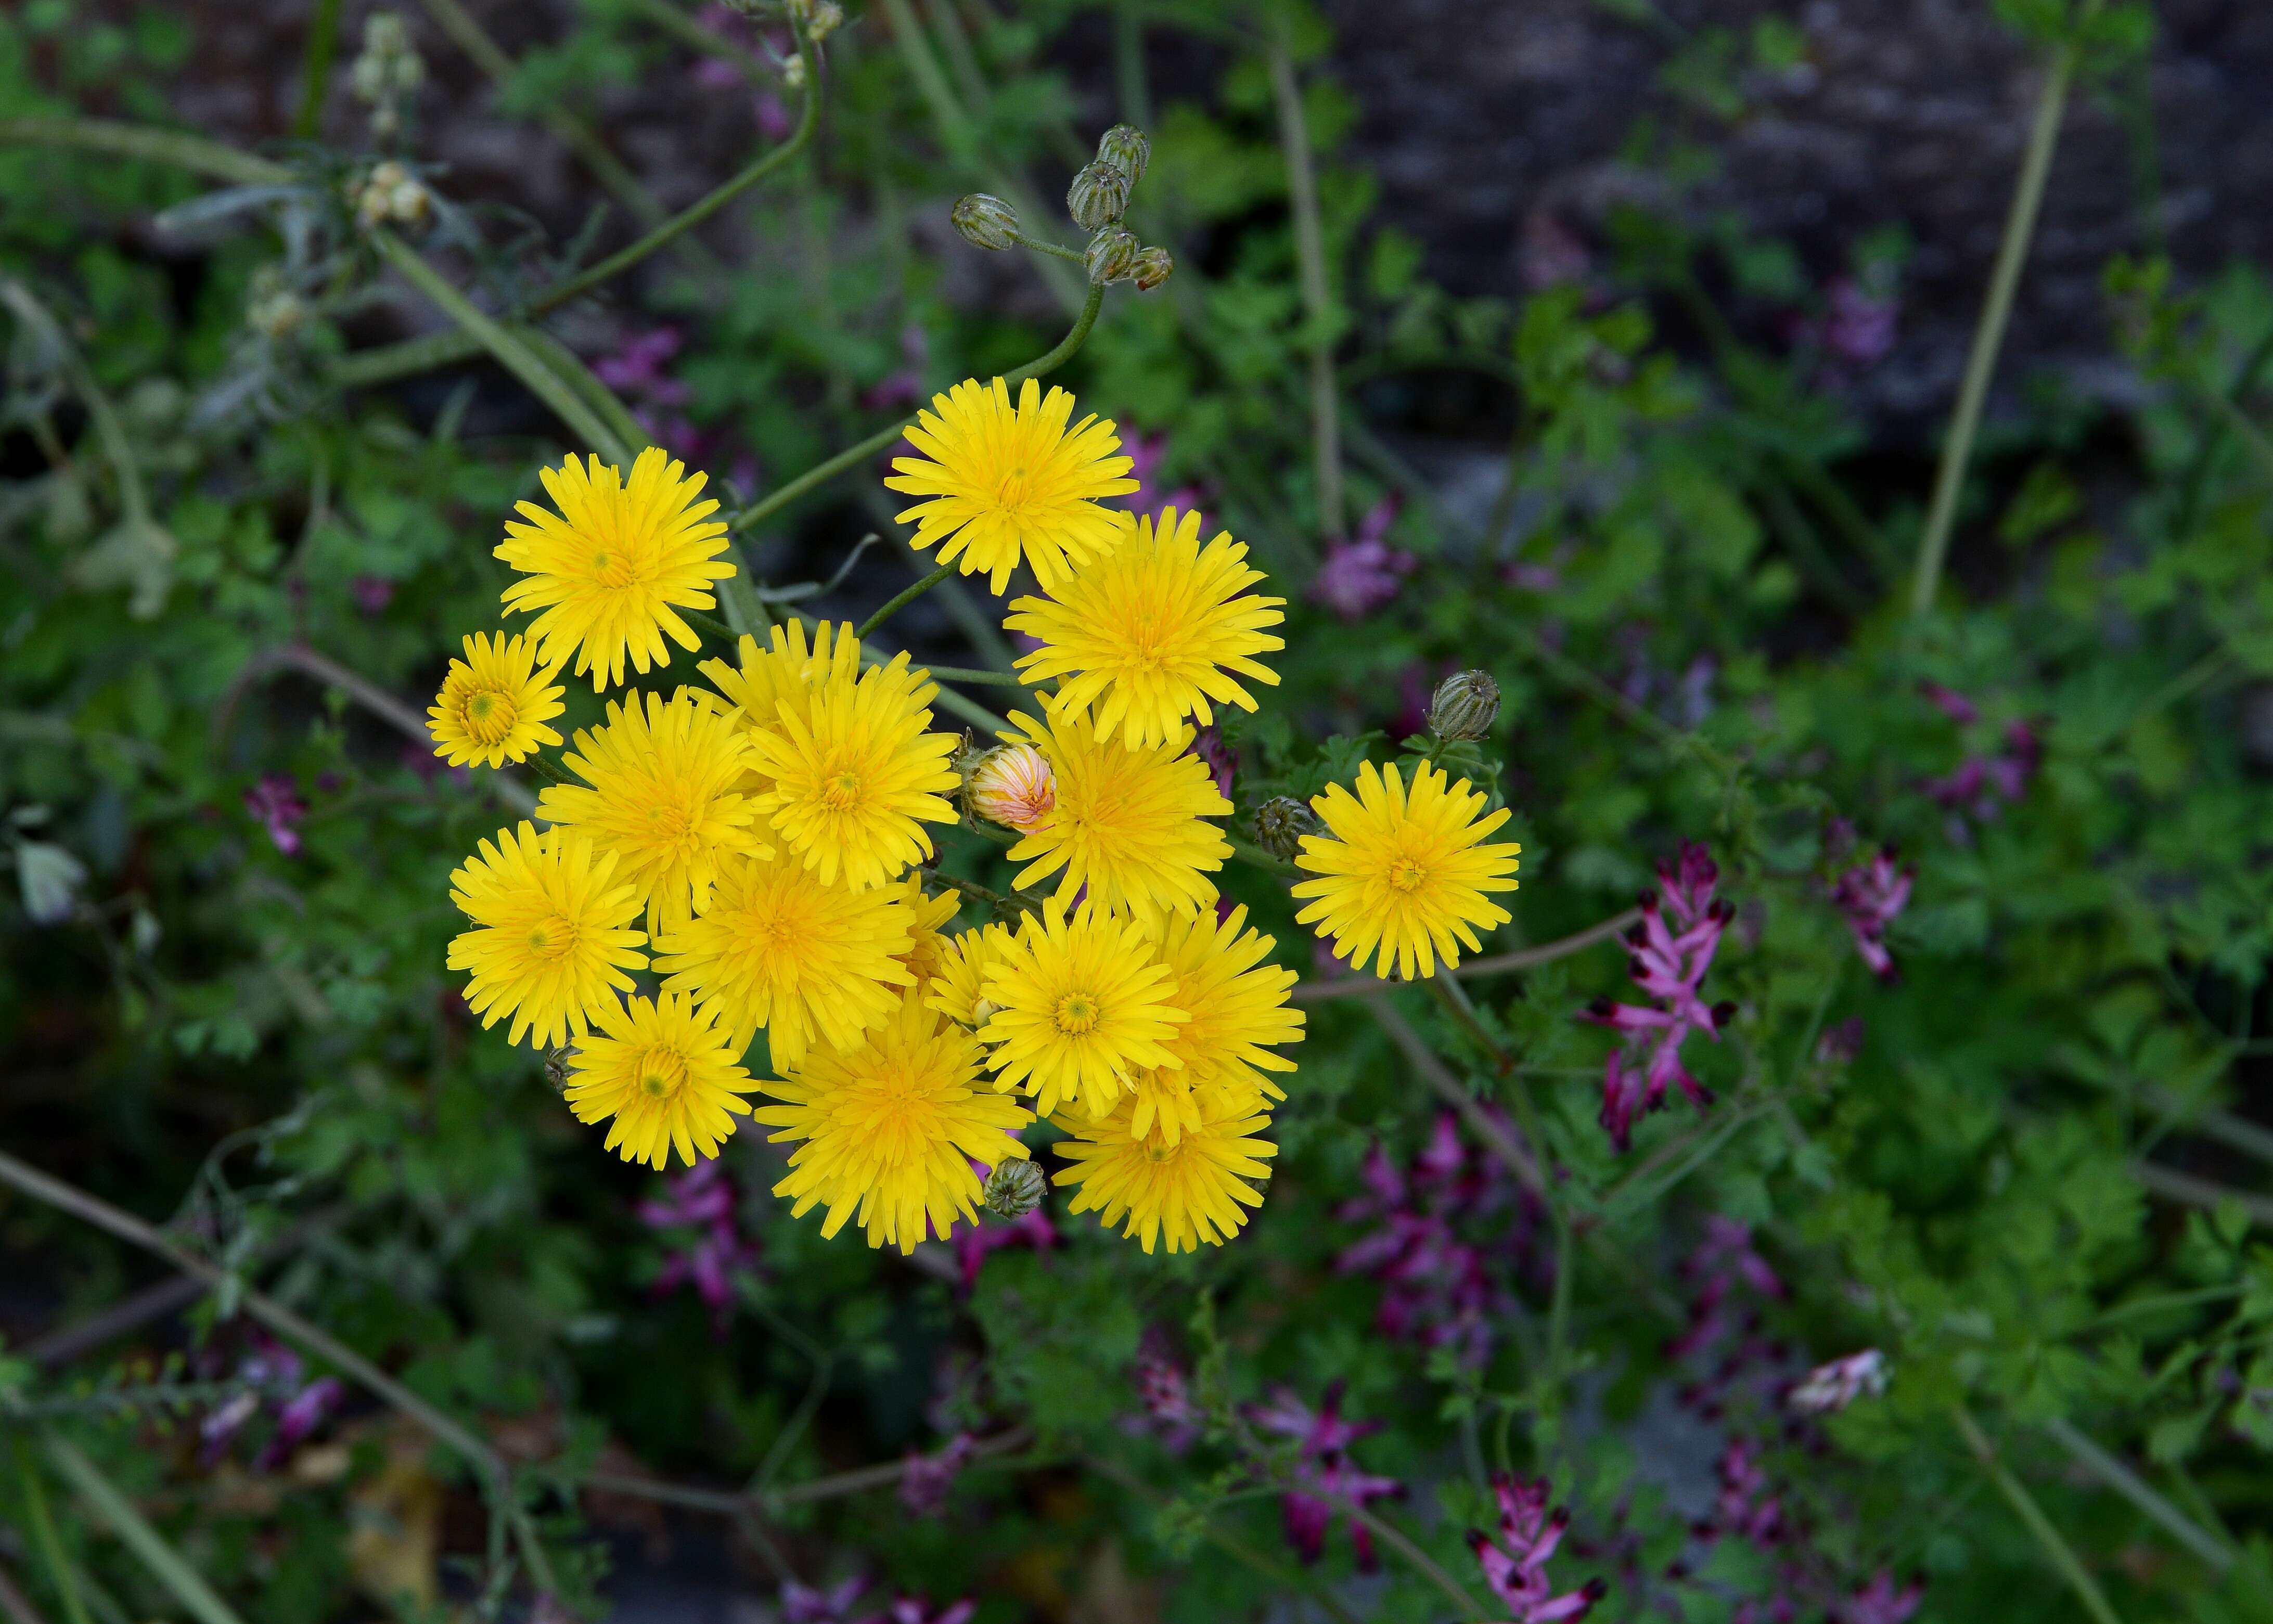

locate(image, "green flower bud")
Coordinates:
982 1158 1047 1219
1428 670 1501 742
543 1043 579 1094
1131 244 1175 292
952 192 1021 251
1067 159 1133 231
1251 795 1320 860
1095 123 1150 188
1085 227 1140 286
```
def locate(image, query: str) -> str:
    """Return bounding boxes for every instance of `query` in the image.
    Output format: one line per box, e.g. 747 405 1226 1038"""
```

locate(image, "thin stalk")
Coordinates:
2200 383 2273 488
1266 23 1345 539
11 1442 87 1624
1951 1405 2124 1624
1910 9 2099 613
1366 994 1547 1201
1228 835 1299 878
2140 1082 2273 1168
38 1435 246 1624
1114 0 1154 130
0 118 291 185
293 0 344 140
0 1557 56 1624
1289 907 1641 1003
858 563 953 638
923 664 1026 687
519 327 652 458
2133 1161 2273 1229
2043 1417 2232 1573
1335 1498 1487 1620
0 283 156 535
1084 1455 1363 1624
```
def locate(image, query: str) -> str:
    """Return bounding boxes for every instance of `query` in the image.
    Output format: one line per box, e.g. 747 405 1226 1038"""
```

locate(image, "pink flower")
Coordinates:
1579 843 1733 1150
780 1577 871 1624
1822 278 1898 370
1310 497 1414 621
1714 1439 1783 1548
1842 1571 1923 1624
1918 685 2040 830
1124 429 1205 521
1249 1384 1404 1570
1468 1475 1605 1624
862 325 930 412
1830 848 1911 980
1668 1216 1784 1361
638 1158 760 1330
1788 1349 1887 1415
898 1431 974 1516
1125 1344 1204 1452
350 575 394 615
243 775 306 856
1190 727 1235 800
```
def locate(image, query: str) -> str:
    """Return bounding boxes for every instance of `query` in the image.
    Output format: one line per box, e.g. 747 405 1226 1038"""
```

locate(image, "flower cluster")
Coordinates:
1580 842 1733 1150
1469 1475 1605 1624
1248 1384 1405 1569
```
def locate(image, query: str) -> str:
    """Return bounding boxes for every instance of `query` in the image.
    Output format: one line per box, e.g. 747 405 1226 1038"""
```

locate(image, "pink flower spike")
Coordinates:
1468 1473 1606 1623
1843 1571 1924 1624
1830 847 1912 981
243 775 306 857
897 1431 975 1516
1579 843 1731 1150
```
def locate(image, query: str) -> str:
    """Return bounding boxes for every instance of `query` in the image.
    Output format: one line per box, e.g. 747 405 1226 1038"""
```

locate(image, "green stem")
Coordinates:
1084 1457 1364 1624
1266 22 1345 540
519 327 652 458
1228 834 1299 877
0 117 291 186
923 664 1028 688
1952 1404 2124 1624
38 1435 247 1624
12 1440 89 1624
1910 10 2098 613
1334 1497 1488 1620
293 0 344 140
0 283 155 532
1291 907 1641 1004
2043 1417 2232 1573
858 563 953 638
730 280 1103 537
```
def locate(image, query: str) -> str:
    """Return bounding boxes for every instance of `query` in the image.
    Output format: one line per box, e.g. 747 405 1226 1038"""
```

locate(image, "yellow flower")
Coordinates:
893 871 964 989
1005 505 1284 748
652 847 914 1067
997 703 1230 922
446 822 647 1049
1292 761 1522 981
883 377 1137 594
979 904 1186 1118
497 447 735 691
1052 1085 1277 1255
746 656 960 892
1152 904 1304 1102
965 742 1056 833
536 690 767 939
427 632 565 768
925 922 1008 1028
754 993 1035 1254
562 991 755 1169
698 619 867 747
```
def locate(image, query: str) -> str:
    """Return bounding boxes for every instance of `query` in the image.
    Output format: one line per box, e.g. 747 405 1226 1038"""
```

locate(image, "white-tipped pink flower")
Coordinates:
1788 1348 1889 1415
966 743 1057 832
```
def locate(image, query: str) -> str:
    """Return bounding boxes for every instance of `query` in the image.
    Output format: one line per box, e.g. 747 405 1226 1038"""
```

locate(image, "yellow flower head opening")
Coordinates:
884 377 1137 594
892 871 964 989
446 822 648 1049
428 632 566 768
746 657 960 892
754 993 1035 1254
563 991 755 1169
997 703 1230 923
1005 505 1285 749
536 689 767 940
698 620 881 755
1152 904 1305 1101
966 742 1057 833
925 922 1009 1029
497 447 735 691
1052 1084 1277 1254
652 847 914 1067
1291 761 1522 981
979 904 1187 1119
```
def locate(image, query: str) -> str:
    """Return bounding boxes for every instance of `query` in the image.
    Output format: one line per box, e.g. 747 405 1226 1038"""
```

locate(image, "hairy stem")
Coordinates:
1291 907 1640 1004
858 563 954 638
1266 23 1345 540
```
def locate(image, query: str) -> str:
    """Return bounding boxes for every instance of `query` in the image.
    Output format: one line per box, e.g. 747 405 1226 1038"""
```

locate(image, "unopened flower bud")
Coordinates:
1131 244 1174 292
1428 670 1500 741
1067 159 1133 231
781 52 806 90
1095 123 1150 187
1251 795 1319 860
543 1044 579 1093
952 192 1021 251
982 1158 1047 1219
1085 227 1140 286
967 743 1056 832
807 1 844 41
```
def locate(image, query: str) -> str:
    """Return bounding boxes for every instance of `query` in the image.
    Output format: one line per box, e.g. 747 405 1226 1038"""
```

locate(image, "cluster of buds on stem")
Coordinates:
956 125 1174 290
350 12 425 142
351 160 431 230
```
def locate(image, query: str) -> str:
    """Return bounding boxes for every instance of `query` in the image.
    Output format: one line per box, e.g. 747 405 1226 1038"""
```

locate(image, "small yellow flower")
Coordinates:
1005 505 1285 749
883 377 1137 594
746 655 960 892
997 703 1230 922
965 742 1057 833
446 822 647 1049
893 871 964 989
652 847 914 1067
1052 1084 1277 1255
755 993 1035 1254
698 619 868 748
980 903 1186 1119
1292 761 1522 981
497 447 735 691
536 690 767 939
1152 903 1304 1102
427 632 564 768
925 922 1009 1028
562 991 756 1169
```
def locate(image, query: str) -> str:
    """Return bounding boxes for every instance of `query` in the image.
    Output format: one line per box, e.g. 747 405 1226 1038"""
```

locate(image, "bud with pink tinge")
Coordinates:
967 744 1057 832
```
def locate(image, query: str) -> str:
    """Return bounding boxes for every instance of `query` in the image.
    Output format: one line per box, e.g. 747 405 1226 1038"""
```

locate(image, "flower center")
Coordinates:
1386 857 1428 894
821 770 865 811
992 464 1032 511
637 1046 688 1100
524 912 578 960
1054 992 1101 1035
462 687 519 744
1144 1139 1179 1165
587 544 649 589
645 801 695 845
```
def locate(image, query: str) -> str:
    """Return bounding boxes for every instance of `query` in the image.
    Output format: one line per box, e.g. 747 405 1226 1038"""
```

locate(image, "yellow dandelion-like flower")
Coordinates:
427 633 565 769
562 991 755 1169
536 690 767 939
1125 1067 1210 1147
1005 505 1285 748
754 993 1035 1254
925 922 1008 1028
979 904 1186 1118
883 377 1137 594
746 659 960 892
698 619 872 749
893 871 964 989
497 447 735 691
652 847 914 1067
1292 761 1522 981
1153 904 1304 1102
446 822 647 1049
996 703 1230 922
1052 1084 1277 1255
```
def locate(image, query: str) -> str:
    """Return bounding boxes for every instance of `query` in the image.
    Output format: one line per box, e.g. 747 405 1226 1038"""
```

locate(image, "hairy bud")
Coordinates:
1067 159 1133 231
951 192 1021 251
967 744 1057 832
1095 123 1150 188
1427 669 1500 742
1251 795 1320 860
1131 244 1175 292
982 1158 1048 1219
543 1044 579 1094
1085 227 1140 286
353 160 431 229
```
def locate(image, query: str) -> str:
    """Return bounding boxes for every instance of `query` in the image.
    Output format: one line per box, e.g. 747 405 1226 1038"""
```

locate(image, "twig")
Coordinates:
39 1436 246 1624
1266 23 1344 541
1364 994 1546 1200
1290 908 1640 1004
2043 1417 2232 1573
1951 1405 2123 1624
583 1426 1035 1516
1334 1497 1487 1620
2131 1161 2273 1229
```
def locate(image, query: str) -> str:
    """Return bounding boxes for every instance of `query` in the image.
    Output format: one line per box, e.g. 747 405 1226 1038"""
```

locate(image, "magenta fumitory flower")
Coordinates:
1821 277 1898 370
243 775 306 856
1124 428 1205 521
780 1577 872 1624
1830 847 1911 981
1249 1383 1404 1570
1467 1474 1606 1624
898 1430 975 1516
1788 1349 1888 1415
638 1158 760 1330
1579 843 1733 1151
1124 1341 1204 1453
1843 1571 1923 1624
1309 496 1414 621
